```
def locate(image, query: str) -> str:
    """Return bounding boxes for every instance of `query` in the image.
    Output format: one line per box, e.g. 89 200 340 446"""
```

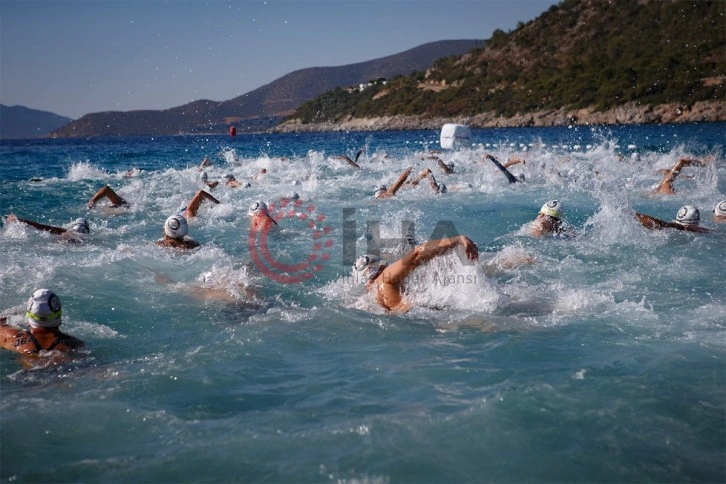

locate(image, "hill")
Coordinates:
0 105 73 140
280 0 725 131
48 40 484 138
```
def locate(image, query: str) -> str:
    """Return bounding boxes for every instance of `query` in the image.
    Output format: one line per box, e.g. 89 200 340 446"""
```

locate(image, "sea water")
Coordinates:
0 123 724 482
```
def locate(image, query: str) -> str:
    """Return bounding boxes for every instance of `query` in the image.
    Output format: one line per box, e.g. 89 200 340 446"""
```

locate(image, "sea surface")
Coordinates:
0 123 724 483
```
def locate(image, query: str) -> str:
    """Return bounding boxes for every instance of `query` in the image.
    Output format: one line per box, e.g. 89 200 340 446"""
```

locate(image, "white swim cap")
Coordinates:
374 185 387 198
248 200 269 216
71 218 90 234
287 191 300 200
26 288 62 328
714 200 726 217
164 214 189 239
539 200 563 219
674 205 700 226
200 171 208 181
354 255 384 282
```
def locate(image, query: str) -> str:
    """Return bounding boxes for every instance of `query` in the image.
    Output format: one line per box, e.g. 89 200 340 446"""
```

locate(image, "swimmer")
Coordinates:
530 200 567 237
374 167 414 199
713 200 726 223
200 171 219 189
485 154 525 183
87 185 128 209
4 214 90 240
635 205 709 233
198 156 212 172
182 189 220 219
155 214 200 249
223 174 241 188
354 235 478 313
0 289 84 355
248 201 277 232
251 168 267 180
408 168 447 194
651 157 710 195
333 148 364 169
422 155 454 175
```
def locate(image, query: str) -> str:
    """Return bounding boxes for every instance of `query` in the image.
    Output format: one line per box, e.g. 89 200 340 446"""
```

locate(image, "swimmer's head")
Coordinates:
164 214 189 239
373 185 387 198
539 200 563 220
439 183 447 194
243 182 252 189
71 218 90 234
224 174 236 181
26 288 62 329
248 200 269 217
713 200 726 218
446 161 455 170
674 205 700 226
287 191 300 201
354 254 384 282
200 171 208 182
517 173 526 182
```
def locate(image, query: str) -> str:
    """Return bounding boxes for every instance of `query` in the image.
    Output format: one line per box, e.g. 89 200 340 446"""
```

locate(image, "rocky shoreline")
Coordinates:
270 100 726 133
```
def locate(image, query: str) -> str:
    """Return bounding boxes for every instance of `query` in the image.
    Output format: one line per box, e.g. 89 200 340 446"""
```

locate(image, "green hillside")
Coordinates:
290 0 725 124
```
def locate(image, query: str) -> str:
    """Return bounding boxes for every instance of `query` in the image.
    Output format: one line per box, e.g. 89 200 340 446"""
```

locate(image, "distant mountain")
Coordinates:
288 0 725 128
1 105 73 140
49 39 484 138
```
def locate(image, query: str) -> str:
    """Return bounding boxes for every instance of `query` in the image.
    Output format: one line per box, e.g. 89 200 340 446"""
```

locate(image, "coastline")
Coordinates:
270 100 726 133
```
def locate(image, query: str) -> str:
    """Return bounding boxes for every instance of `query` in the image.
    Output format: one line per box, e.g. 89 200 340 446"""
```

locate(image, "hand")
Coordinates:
460 236 478 261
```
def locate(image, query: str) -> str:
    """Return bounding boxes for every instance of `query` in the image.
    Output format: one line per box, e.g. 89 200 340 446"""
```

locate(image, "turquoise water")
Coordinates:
1 123 724 482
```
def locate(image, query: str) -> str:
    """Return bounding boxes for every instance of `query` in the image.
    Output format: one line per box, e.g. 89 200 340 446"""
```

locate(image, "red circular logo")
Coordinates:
248 197 333 283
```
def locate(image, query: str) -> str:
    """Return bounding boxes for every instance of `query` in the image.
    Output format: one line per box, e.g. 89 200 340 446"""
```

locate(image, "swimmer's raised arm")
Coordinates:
184 189 221 218
88 185 127 208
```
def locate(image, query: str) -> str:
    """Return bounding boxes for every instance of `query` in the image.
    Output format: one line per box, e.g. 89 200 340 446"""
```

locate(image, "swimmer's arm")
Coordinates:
635 213 674 230
12 216 67 235
88 185 127 208
185 189 221 217
387 167 414 196
503 157 526 169
431 156 453 174
409 168 431 186
333 155 360 169
485 154 519 184
382 235 479 287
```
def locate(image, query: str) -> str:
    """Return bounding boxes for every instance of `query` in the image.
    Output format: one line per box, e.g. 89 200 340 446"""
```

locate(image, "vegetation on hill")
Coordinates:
290 0 725 124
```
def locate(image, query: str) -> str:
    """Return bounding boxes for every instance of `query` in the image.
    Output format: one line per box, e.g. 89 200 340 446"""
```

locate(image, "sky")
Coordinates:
0 0 560 120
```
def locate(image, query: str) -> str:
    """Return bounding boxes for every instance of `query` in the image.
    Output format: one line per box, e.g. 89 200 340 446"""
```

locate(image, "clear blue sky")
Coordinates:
1 0 559 119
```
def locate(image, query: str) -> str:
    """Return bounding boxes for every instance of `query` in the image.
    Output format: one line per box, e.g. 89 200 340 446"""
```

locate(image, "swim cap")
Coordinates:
674 205 700 226
243 182 252 189
200 171 208 182
248 200 269 216
71 218 90 234
714 200 726 217
287 191 300 200
439 183 447 194
517 173 526 182
539 200 563 219
164 214 188 239
353 255 384 282
224 174 235 181
26 288 62 328
446 161 455 170
374 185 387 198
